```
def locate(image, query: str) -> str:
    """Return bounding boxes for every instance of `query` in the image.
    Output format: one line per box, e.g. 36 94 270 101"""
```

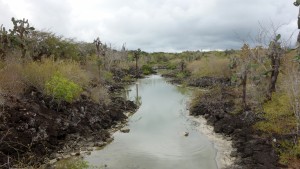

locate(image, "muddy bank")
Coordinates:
0 87 137 168
190 86 282 169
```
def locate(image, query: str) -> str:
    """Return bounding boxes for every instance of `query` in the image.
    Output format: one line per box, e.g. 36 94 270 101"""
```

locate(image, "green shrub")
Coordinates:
176 71 189 79
103 71 114 83
45 73 82 102
122 75 133 82
254 93 296 134
166 62 177 70
276 140 300 165
141 64 154 75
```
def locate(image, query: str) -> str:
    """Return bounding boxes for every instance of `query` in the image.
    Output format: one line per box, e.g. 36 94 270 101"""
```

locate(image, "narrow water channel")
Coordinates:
85 75 218 169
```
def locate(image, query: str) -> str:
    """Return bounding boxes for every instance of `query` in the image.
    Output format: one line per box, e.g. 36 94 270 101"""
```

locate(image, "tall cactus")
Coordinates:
93 37 102 58
9 17 35 59
0 25 10 60
266 34 283 100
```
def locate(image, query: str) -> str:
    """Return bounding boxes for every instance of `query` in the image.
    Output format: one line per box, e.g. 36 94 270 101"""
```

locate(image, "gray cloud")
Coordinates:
28 0 72 37
0 0 298 52
0 1 14 28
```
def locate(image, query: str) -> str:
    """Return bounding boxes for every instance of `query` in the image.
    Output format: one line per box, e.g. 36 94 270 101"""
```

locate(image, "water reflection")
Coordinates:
135 82 142 107
85 75 217 169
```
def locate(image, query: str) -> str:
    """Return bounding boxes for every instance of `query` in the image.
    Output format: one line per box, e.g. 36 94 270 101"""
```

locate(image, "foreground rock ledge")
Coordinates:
0 87 137 168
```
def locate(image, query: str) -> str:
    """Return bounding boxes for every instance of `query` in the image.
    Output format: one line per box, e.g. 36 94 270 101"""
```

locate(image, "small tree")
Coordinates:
180 59 185 72
93 37 103 78
232 44 252 110
266 34 284 100
133 48 141 78
240 44 252 110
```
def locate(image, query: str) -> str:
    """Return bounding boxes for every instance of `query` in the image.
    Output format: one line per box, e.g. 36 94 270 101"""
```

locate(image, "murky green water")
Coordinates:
85 75 218 169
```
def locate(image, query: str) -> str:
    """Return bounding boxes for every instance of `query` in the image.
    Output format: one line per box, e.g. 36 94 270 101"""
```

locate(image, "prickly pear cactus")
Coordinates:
294 0 300 6
9 17 35 59
94 37 104 57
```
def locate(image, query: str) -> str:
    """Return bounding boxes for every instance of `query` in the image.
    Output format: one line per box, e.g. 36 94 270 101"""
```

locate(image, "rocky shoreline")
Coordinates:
189 85 283 169
163 73 285 169
0 86 137 168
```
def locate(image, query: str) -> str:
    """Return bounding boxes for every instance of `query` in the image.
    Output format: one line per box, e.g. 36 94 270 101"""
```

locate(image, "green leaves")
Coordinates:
133 48 141 59
276 34 281 41
45 73 82 103
294 0 300 6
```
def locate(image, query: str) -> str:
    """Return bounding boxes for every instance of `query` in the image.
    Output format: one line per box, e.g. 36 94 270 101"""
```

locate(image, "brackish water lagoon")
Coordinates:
82 75 231 169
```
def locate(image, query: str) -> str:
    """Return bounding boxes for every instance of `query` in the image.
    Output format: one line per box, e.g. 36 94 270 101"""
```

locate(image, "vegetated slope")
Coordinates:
0 17 145 168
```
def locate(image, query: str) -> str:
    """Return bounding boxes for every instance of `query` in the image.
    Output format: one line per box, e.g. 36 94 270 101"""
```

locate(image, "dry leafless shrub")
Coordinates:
0 59 25 96
90 85 111 105
187 56 231 78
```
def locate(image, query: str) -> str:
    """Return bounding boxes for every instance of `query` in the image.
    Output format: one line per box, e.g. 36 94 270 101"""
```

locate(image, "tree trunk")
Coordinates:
21 44 26 59
267 54 280 100
135 57 138 78
242 71 247 110
180 61 184 72
269 59 280 92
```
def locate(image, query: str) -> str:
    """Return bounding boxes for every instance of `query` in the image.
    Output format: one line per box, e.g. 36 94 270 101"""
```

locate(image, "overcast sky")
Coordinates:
0 0 298 52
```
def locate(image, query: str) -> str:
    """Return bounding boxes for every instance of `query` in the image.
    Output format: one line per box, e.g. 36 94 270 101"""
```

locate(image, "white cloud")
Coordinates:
0 0 298 52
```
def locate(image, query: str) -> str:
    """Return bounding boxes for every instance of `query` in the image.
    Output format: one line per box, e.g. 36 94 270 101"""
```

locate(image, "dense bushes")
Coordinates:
22 59 90 91
277 139 300 165
0 58 92 103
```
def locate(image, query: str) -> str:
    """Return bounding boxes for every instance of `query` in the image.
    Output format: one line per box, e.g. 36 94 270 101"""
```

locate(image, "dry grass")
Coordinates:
90 85 111 105
58 60 90 87
22 59 57 91
0 60 25 96
23 59 90 92
187 56 230 78
115 61 135 70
